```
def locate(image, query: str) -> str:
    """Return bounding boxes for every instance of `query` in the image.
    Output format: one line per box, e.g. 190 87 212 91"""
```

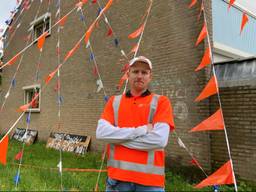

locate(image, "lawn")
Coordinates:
0 139 254 191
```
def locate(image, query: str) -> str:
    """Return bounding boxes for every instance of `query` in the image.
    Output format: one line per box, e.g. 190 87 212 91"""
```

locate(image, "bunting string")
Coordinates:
123 0 153 93
173 131 208 177
14 1 52 188
202 0 237 190
55 0 63 189
1 0 114 156
3 1 28 49
189 0 238 190
79 6 108 97
96 0 129 60
11 163 107 173
0 1 86 70
0 0 44 132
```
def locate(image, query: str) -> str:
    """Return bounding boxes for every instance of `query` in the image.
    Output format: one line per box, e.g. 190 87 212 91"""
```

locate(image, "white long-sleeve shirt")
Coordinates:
96 119 170 150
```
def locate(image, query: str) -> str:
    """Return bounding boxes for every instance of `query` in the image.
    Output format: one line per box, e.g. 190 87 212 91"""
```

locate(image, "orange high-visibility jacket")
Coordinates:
101 92 174 187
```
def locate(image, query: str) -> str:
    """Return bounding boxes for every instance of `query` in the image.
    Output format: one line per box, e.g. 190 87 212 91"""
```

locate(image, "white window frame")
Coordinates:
22 84 41 112
30 12 51 41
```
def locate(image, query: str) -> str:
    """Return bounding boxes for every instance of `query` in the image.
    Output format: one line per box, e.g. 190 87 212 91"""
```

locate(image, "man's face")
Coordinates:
128 61 152 92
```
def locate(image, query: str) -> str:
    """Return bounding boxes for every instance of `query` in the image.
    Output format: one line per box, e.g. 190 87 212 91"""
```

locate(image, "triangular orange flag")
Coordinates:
240 12 248 35
195 160 234 188
57 14 68 26
118 72 128 90
195 23 207 46
0 136 9 165
228 0 235 10
7 53 20 66
84 0 113 44
190 108 224 132
84 23 95 45
195 76 218 102
188 0 197 8
76 0 88 8
37 31 48 50
45 65 62 84
17 103 30 112
195 46 211 71
30 93 39 107
64 39 82 62
128 23 145 39
101 0 113 13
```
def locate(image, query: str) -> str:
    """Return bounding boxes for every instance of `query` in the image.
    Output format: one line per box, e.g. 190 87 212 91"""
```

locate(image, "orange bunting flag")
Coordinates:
84 24 95 45
128 23 145 39
195 76 218 102
240 12 248 35
31 93 39 108
130 44 139 54
102 0 113 13
0 136 9 165
17 103 30 112
195 160 234 188
37 31 48 50
121 63 129 72
7 53 20 66
228 0 235 10
45 65 61 84
195 46 211 71
118 72 128 90
84 0 113 44
76 0 88 8
195 23 207 46
57 15 68 26
190 108 224 132
64 39 82 62
188 0 197 8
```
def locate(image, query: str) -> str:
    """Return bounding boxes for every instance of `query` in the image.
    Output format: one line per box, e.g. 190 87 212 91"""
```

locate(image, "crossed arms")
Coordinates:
96 119 170 150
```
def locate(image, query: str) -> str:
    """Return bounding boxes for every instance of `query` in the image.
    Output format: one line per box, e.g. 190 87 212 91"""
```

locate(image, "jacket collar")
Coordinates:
125 89 151 98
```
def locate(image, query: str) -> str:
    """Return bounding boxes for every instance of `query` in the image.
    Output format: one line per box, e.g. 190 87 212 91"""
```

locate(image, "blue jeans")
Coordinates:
106 177 165 192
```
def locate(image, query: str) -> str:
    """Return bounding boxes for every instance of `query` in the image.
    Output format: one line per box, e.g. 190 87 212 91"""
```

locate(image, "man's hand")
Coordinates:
147 124 153 133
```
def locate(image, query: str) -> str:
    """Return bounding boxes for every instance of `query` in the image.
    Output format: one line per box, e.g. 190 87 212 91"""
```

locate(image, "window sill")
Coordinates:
25 108 40 113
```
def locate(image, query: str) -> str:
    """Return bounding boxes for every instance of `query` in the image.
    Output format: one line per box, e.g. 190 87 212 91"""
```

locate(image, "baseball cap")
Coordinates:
129 56 152 70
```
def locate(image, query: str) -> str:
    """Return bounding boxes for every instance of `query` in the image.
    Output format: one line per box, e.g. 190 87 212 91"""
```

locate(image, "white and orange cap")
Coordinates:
129 56 152 70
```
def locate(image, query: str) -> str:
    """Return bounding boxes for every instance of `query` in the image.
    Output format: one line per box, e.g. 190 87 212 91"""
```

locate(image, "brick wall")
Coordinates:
1 0 212 170
210 85 256 182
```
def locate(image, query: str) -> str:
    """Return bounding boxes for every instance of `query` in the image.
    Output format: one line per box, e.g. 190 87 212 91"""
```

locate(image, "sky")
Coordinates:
0 0 17 32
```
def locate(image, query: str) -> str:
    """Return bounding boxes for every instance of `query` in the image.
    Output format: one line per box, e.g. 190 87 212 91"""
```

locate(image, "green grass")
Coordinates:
0 139 255 191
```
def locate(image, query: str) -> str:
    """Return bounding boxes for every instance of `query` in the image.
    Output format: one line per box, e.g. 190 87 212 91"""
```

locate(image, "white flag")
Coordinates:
96 79 103 93
57 161 62 173
177 138 186 149
5 91 10 99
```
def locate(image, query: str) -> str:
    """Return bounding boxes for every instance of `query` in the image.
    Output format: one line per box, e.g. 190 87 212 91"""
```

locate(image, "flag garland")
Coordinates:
189 0 238 191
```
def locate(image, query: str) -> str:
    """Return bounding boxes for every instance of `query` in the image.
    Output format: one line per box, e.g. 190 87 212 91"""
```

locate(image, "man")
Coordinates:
96 56 174 191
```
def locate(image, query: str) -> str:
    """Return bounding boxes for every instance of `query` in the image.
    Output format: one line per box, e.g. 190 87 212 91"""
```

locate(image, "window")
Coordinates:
30 12 51 41
23 84 41 112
